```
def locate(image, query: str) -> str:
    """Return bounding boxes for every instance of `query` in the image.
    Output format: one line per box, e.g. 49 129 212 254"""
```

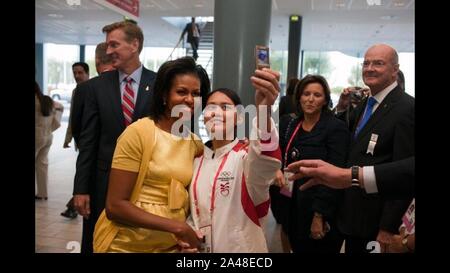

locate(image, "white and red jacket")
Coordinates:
187 118 281 252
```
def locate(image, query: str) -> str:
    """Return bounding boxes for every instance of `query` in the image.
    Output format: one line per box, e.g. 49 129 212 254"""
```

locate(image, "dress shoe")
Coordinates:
61 208 78 219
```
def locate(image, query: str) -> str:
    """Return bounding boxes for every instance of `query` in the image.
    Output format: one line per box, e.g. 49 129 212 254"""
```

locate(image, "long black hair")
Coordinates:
149 56 210 121
205 87 242 106
35 82 53 117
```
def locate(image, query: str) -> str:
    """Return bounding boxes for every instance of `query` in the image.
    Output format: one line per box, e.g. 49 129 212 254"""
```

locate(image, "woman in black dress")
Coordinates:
278 74 350 253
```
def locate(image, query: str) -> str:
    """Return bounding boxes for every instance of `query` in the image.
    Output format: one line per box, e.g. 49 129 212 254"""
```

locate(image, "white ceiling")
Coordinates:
36 0 415 56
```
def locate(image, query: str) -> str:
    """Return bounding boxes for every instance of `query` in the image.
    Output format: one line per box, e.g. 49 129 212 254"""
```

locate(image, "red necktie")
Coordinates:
122 77 135 126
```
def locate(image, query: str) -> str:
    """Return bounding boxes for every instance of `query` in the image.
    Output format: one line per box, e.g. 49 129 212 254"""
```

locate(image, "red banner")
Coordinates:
94 0 139 20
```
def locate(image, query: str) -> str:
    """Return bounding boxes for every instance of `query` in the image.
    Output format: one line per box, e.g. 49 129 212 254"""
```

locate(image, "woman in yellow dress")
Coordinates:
93 57 210 252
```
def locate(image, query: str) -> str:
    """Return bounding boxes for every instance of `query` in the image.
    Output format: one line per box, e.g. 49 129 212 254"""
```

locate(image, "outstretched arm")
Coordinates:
243 69 281 210
286 157 414 200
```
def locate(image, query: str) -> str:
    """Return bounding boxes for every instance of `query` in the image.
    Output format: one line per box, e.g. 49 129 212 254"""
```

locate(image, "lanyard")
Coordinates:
284 120 303 165
192 150 231 219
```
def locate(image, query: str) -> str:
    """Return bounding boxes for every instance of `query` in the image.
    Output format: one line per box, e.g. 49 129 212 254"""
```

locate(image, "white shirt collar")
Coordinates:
119 64 143 84
203 139 240 160
371 81 398 104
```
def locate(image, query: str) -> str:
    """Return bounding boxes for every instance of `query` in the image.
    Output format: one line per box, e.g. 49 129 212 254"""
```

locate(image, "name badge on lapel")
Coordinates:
366 133 378 155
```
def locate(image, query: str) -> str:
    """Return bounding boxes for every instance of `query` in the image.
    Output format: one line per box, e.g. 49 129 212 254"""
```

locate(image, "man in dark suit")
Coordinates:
180 17 201 61
286 157 414 200
71 42 115 146
60 62 90 219
61 43 115 220
338 44 414 253
71 42 115 145
63 62 90 149
73 21 157 253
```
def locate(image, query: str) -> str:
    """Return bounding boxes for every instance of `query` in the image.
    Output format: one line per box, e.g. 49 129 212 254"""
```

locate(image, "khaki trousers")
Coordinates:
35 135 53 198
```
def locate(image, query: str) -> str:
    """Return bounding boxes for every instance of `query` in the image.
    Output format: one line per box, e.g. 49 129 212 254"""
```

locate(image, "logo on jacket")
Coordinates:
220 181 230 197
218 171 233 196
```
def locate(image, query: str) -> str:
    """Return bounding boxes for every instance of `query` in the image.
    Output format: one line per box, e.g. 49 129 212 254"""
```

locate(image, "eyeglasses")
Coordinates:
362 60 386 69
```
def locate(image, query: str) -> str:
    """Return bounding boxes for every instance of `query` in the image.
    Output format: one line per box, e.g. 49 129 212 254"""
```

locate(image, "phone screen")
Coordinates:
255 45 270 69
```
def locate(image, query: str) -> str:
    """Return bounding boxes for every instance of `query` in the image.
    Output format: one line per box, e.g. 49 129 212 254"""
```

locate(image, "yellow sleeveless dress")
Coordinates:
95 118 203 252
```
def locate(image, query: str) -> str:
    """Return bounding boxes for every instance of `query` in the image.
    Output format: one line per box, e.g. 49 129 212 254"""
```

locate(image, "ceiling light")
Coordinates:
366 0 382 6
48 13 64 18
336 1 345 8
393 0 405 7
380 15 396 20
195 4 204 8
66 0 81 6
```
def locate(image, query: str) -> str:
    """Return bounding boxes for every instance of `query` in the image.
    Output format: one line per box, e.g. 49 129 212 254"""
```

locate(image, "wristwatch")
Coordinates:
351 166 360 187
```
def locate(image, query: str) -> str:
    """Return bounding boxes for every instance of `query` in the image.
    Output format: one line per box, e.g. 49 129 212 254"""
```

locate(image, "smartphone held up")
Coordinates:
255 45 270 70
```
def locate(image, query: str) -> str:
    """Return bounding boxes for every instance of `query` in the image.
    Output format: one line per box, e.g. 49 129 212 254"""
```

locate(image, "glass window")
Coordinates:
84 45 97 78
399 53 415 97
270 49 288 93
302 51 358 107
140 47 185 72
43 43 79 98
269 49 288 114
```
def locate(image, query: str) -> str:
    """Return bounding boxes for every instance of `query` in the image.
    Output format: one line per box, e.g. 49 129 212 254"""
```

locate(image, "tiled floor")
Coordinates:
35 118 285 253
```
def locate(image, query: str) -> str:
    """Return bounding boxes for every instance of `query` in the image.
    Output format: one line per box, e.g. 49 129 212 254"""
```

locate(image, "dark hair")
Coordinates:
286 77 300 96
294 74 331 117
72 62 89 74
206 88 242 106
124 18 138 25
95 42 113 64
102 20 144 53
35 81 53 117
397 69 405 91
149 56 210 121
205 88 242 140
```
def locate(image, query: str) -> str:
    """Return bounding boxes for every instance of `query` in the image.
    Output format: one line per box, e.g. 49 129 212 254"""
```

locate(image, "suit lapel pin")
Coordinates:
145 86 150 91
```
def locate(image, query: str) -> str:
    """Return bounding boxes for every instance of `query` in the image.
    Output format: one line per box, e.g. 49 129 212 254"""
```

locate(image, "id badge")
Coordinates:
366 134 378 155
198 225 212 253
280 171 294 197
